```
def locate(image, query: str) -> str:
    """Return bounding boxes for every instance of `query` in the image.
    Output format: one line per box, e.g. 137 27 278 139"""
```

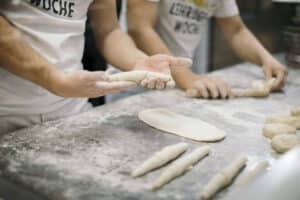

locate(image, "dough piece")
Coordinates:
262 123 297 139
291 107 300 116
235 160 269 186
131 143 188 178
138 108 226 142
232 78 275 98
266 115 300 129
152 146 210 190
200 155 247 200
107 70 175 88
271 134 300 153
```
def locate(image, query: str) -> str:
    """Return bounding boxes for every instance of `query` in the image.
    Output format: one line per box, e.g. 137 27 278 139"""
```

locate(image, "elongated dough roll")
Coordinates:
266 115 300 129
200 155 247 200
107 70 175 88
262 123 297 139
152 146 210 190
291 107 300 116
131 143 188 177
232 78 275 98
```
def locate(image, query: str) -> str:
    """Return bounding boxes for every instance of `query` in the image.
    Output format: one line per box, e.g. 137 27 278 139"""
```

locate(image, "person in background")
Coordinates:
127 0 287 99
0 0 187 135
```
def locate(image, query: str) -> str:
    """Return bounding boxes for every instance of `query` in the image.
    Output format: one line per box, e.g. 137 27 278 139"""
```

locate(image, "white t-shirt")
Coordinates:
0 0 94 116
151 0 239 58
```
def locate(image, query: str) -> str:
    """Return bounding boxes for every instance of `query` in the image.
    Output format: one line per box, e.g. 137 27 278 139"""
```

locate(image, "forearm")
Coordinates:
99 29 148 71
129 26 196 88
129 27 172 56
225 25 274 66
0 16 61 91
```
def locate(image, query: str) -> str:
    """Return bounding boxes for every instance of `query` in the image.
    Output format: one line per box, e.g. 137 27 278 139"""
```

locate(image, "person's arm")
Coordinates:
89 0 192 90
127 0 232 99
217 16 287 90
0 15 134 97
127 0 171 56
89 0 148 71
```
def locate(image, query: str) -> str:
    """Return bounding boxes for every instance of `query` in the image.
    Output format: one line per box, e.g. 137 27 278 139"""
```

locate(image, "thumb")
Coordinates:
263 66 272 81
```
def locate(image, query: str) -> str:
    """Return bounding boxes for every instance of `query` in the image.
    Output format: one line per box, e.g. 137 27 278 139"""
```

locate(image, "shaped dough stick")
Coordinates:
235 160 269 186
138 108 226 142
266 115 300 129
271 134 300 153
232 78 275 98
291 107 300 116
262 123 297 139
152 146 210 190
131 143 189 178
200 155 247 200
107 70 175 88
232 88 269 98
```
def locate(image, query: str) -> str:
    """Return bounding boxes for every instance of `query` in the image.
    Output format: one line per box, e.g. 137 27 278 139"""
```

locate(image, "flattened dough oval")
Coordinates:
138 108 226 142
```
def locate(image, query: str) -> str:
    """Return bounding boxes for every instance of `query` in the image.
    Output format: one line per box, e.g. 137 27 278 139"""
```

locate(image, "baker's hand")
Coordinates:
262 59 287 91
185 75 233 99
49 70 136 98
133 54 192 89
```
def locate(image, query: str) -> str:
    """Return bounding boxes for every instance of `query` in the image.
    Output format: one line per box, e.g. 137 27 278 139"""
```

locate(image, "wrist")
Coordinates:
172 69 198 90
43 68 66 96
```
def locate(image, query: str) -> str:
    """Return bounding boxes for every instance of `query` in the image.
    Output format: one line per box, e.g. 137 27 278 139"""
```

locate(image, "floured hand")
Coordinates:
133 54 192 89
50 70 136 98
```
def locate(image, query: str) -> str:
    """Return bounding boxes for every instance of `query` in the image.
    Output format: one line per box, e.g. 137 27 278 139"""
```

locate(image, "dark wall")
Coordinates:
211 1 294 70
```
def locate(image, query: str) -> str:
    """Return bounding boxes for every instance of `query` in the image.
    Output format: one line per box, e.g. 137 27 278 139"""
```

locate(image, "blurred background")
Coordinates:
209 0 295 71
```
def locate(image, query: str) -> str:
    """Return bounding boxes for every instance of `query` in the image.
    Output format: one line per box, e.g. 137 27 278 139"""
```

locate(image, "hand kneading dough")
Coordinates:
138 108 226 142
266 115 300 129
291 107 300 116
262 123 297 139
232 78 275 98
271 134 300 153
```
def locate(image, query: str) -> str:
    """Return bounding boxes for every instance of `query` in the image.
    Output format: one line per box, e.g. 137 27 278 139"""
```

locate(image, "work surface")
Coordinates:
0 60 300 200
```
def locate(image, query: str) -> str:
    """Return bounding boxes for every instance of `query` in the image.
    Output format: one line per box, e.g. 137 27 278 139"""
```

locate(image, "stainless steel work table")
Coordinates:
0 57 299 200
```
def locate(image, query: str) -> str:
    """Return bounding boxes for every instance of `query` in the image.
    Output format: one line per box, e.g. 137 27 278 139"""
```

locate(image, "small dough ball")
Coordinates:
271 134 300 153
262 123 297 139
291 107 300 116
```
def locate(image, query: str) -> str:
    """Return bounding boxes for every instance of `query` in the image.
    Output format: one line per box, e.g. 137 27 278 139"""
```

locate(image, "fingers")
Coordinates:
187 77 232 99
263 62 288 91
140 72 174 90
166 80 176 89
194 81 209 98
273 69 286 90
217 81 229 99
205 80 219 99
140 77 168 90
263 67 272 81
